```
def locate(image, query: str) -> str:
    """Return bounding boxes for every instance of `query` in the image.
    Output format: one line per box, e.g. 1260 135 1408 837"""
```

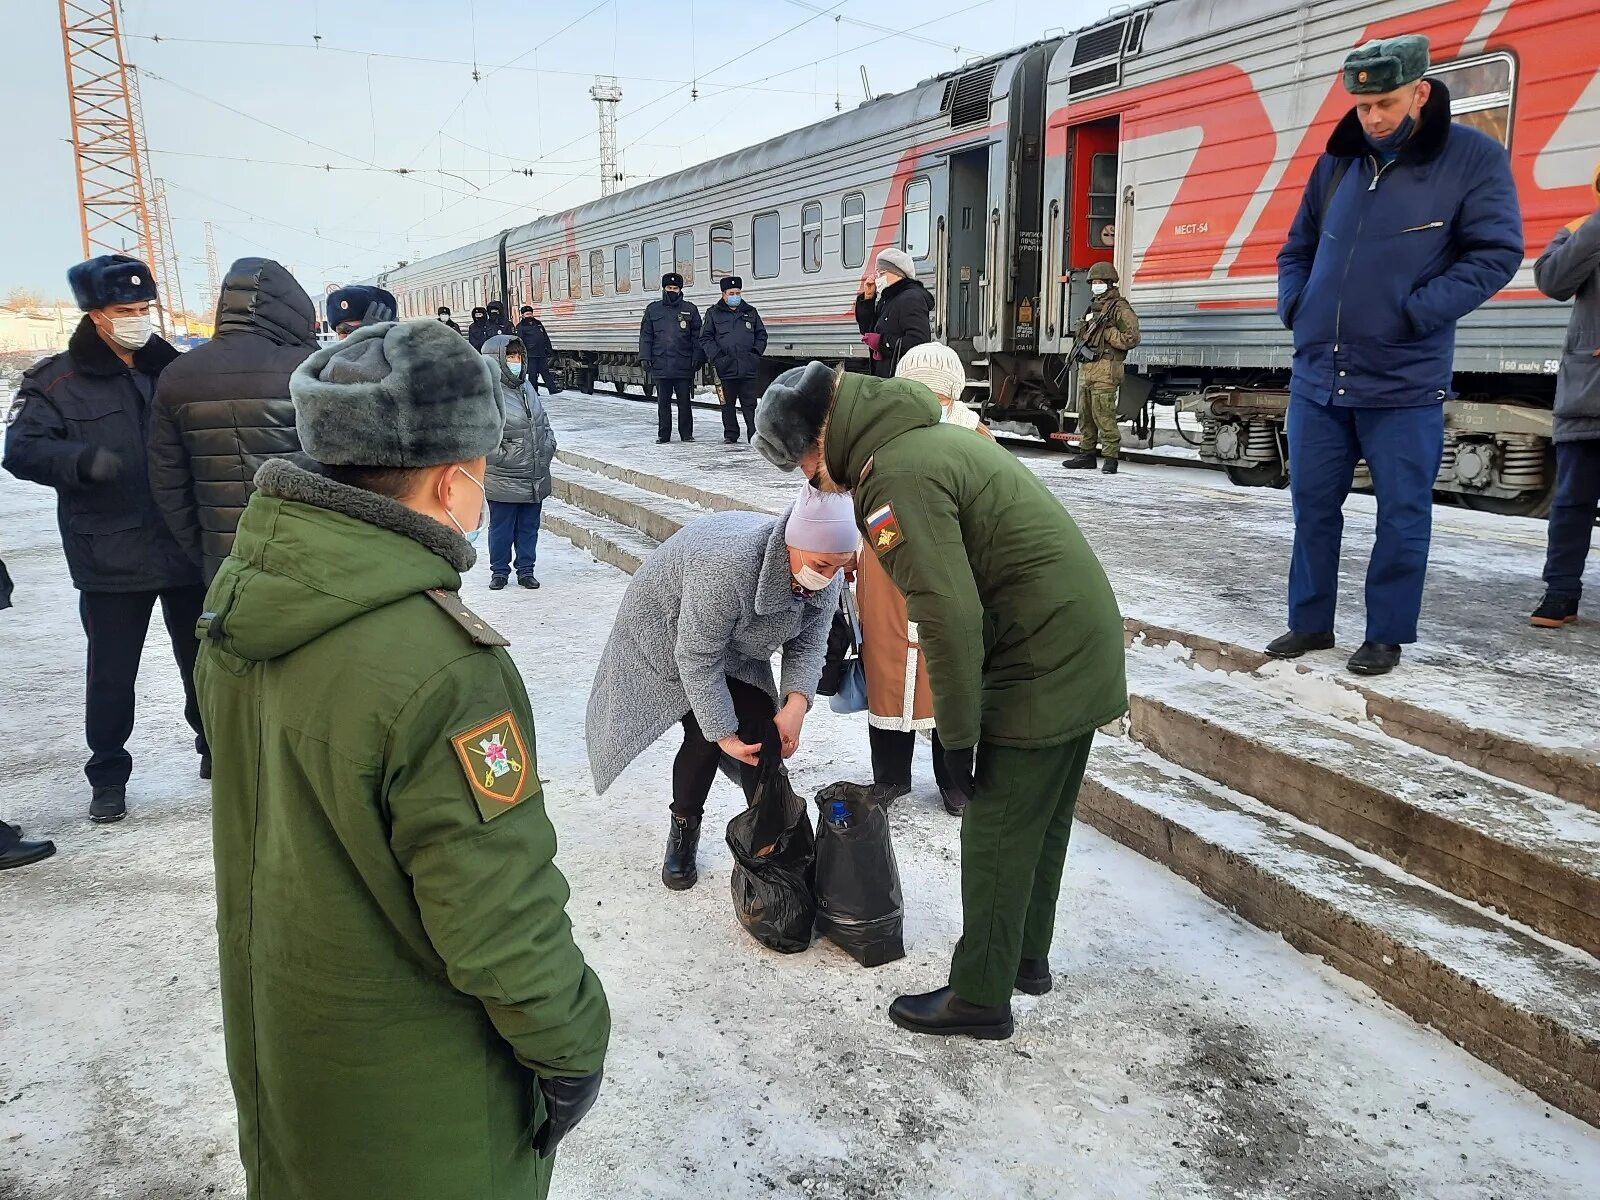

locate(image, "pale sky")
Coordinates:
3 0 1108 307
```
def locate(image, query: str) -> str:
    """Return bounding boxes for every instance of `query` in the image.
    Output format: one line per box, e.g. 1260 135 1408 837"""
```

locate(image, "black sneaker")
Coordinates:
1061 452 1099 471
489 575 508 591
1264 630 1336 659
518 576 540 590
1347 641 1402 676
1530 592 1579 629
89 785 126 824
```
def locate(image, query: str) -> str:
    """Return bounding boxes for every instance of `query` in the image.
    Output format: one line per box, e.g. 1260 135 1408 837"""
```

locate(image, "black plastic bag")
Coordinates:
726 730 816 954
812 781 905 967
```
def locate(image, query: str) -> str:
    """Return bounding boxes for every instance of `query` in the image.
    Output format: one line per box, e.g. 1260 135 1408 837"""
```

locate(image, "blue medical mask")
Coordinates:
507 361 524 379
1365 113 1416 156
726 294 743 307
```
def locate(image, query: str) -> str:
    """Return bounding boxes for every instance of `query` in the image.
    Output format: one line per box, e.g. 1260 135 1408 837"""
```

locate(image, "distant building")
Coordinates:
0 303 76 355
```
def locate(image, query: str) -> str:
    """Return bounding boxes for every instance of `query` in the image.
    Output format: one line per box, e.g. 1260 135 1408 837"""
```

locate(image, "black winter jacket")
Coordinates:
855 278 934 377
3 318 198 592
148 258 318 581
513 317 554 359
468 317 510 350
639 297 703 378
700 300 768 381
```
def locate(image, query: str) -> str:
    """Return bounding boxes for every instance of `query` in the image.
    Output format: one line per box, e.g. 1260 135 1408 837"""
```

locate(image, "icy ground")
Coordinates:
2 457 1599 1198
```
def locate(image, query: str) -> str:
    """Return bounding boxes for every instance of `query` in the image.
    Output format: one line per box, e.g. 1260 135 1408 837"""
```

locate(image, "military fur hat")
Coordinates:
1088 261 1120 284
327 285 397 328
1343 35 1430 95
719 276 743 292
290 319 504 468
754 360 841 471
662 272 684 288
68 254 158 311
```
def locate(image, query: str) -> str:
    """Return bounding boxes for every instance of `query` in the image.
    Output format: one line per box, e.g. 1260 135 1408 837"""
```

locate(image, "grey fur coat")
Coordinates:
1534 210 1600 443
586 508 842 795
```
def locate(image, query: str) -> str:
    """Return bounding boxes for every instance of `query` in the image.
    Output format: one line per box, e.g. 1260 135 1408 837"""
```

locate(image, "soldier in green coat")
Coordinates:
196 319 609 1200
754 362 1127 1039
1062 261 1141 475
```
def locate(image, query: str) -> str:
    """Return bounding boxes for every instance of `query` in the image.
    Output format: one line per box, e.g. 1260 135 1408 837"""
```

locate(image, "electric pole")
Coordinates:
590 75 623 196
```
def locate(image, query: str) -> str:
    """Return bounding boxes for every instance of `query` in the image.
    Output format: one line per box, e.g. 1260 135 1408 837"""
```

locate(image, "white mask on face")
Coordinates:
108 314 153 349
443 466 487 544
1090 282 1109 297
874 273 892 293
793 564 835 593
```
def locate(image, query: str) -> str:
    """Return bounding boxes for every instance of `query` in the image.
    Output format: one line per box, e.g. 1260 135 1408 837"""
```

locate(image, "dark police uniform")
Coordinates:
700 279 768 442
514 313 562 395
639 275 702 442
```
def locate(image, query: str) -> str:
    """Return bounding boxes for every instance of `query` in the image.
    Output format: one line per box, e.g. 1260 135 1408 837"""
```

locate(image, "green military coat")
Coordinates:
1076 288 1141 389
196 461 609 1200
824 373 1128 751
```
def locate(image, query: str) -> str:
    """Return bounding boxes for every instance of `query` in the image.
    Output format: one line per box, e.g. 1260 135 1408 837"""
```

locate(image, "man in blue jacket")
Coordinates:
700 276 769 443
1269 34 1523 676
640 272 702 444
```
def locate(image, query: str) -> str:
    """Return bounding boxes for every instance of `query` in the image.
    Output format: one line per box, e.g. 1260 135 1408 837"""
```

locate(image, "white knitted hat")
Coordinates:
895 341 967 403
784 483 860 553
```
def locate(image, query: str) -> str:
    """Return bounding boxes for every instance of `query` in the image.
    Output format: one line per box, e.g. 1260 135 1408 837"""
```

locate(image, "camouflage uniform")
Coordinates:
1072 264 1141 462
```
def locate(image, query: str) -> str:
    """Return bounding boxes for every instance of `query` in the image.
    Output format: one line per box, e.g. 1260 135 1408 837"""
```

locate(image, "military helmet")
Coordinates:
1088 261 1120 284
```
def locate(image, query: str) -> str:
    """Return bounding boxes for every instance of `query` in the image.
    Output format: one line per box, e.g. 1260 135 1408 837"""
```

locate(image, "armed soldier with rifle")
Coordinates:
1062 261 1141 475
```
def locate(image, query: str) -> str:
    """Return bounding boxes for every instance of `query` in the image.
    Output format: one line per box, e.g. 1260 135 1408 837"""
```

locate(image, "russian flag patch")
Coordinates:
865 502 904 555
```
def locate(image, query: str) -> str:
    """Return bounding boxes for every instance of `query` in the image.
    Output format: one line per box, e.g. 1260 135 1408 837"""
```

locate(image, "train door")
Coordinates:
942 148 988 351
1060 118 1118 348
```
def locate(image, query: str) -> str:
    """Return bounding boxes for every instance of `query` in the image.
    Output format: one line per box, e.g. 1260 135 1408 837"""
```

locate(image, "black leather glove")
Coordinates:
79 446 122 483
533 1067 604 1158
941 745 976 804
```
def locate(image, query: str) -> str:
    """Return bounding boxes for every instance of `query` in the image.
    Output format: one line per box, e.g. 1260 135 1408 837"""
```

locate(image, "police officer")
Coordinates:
466 305 495 350
486 299 511 339
196 319 609 1198
326 284 397 340
640 272 702 444
1061 262 1140 475
437 305 462 334
515 304 563 395
701 275 769 443
2 255 208 824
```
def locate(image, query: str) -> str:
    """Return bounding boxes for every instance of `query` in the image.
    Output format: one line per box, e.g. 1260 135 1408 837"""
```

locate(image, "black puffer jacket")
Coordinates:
3 318 197 592
854 278 933 377
148 258 318 580
513 317 554 359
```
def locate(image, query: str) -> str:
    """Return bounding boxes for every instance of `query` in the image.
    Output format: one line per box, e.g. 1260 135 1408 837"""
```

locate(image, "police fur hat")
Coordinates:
1088 261 1120 284
719 275 743 292
327 285 397 328
68 254 158 311
1343 35 1430 95
519 304 534 315
472 306 488 319
662 272 684 288
754 360 841 471
290 319 504 468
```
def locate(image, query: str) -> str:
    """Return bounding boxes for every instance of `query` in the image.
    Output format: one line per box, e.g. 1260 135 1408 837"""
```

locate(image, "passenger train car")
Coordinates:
376 0 1596 514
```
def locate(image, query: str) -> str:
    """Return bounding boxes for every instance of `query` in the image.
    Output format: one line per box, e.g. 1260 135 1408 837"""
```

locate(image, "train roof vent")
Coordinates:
939 79 957 112
1072 21 1125 66
947 62 1000 129
1069 63 1121 95
1125 12 1150 55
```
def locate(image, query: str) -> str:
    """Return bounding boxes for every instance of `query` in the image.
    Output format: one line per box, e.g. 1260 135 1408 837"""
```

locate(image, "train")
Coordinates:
373 0 1597 516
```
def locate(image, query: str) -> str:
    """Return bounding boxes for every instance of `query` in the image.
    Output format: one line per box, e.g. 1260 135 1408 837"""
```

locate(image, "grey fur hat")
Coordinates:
876 247 916 280
754 360 839 471
290 319 505 467
1343 35 1430 94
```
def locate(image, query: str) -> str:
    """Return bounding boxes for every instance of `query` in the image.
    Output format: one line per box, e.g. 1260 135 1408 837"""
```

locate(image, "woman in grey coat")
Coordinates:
482 334 557 590
587 483 859 890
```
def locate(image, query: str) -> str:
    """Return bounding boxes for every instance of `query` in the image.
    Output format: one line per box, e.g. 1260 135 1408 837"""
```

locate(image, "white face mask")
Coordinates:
874 273 892 293
1090 282 1110 297
443 466 487 544
793 564 835 592
108 314 153 349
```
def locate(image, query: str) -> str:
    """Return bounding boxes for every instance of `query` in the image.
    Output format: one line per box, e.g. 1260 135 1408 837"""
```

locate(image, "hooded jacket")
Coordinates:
196 459 609 1200
483 335 557 504
514 316 555 359
639 294 703 378
854 278 934 378
822 372 1126 749
1533 170 1600 443
3 316 196 592
1277 81 1524 408
148 258 319 580
700 298 768 381
468 311 509 351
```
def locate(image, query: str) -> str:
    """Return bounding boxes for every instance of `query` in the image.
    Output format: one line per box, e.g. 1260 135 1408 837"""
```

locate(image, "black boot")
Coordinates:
89 785 126 824
940 786 969 817
888 987 1013 1039
661 814 701 890
1347 641 1401 676
870 781 911 808
489 575 508 591
1530 592 1579 628
1061 452 1099 471
0 822 55 871
200 753 213 781
1015 958 1052 995
1100 457 1118 475
1264 630 1335 659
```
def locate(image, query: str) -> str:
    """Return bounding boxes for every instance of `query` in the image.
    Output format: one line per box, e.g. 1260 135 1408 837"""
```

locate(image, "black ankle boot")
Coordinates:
662 814 701 890
1061 452 1099 471
888 987 1013 1039
1015 958 1052 995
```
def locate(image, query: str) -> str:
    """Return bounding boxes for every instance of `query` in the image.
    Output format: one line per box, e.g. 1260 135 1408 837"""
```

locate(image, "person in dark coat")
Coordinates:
2 255 209 824
437 306 462 334
640 272 702 443
147 257 319 582
700 276 768 443
0 555 57 870
482 334 558 591
486 300 511 336
854 247 933 378
326 285 396 340
467 306 496 350
1269 35 1523 676
514 305 563 395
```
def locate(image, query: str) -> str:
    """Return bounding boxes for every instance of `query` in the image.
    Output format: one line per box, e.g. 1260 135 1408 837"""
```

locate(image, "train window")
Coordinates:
531 261 543 303
710 222 735 279
752 211 781 279
842 192 866 269
1087 154 1117 250
546 260 558 301
674 230 695 285
590 249 605 297
801 202 823 272
1431 52 1515 146
902 177 932 259
642 237 661 286
614 244 632 293
567 253 581 299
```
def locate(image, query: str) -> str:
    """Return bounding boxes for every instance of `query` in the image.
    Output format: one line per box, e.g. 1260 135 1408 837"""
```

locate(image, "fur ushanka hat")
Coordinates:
754 360 840 471
1343 35 1430 95
290 319 504 467
68 254 158 311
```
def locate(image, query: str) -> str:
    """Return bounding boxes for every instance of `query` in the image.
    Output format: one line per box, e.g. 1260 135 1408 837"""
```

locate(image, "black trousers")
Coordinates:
671 676 776 819
719 375 761 440
656 377 695 440
1542 440 1600 599
528 357 562 395
869 725 951 790
79 585 208 788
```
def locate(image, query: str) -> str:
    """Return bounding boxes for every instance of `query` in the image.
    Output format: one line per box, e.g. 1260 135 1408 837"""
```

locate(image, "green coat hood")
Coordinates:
823 371 942 487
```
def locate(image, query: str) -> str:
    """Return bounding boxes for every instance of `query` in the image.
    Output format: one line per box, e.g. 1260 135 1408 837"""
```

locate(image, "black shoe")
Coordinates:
1348 641 1401 676
1015 958 1052 995
682 436 695 443
888 987 1014 1040
199 753 212 781
1061 452 1099 471
518 576 540 590
1264 630 1336 659
870 781 911 809
0 828 56 871
940 786 969 817
656 437 671 444
489 575 508 590
1101 458 1119 475
724 434 740 444
1531 592 1579 629
89 785 126 824
662 814 701 890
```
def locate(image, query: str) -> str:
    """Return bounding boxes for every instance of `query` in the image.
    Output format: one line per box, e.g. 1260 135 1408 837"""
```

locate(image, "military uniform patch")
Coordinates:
451 711 533 820
865 502 904 555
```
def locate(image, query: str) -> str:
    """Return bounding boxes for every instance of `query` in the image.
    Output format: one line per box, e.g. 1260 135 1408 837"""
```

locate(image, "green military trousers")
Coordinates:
1076 383 1121 460
949 731 1096 1007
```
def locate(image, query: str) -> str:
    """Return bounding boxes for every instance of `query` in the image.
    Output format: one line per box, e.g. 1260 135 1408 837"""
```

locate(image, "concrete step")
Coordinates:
548 460 710 545
556 449 769 517
541 498 659 576
1079 734 1600 1126
1124 646 1600 958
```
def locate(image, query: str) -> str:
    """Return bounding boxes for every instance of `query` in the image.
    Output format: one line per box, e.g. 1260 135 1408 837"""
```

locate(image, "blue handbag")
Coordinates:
829 590 869 715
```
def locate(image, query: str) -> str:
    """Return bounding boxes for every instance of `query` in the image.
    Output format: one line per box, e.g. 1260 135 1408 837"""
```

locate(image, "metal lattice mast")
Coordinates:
152 178 187 334
204 221 221 319
58 1 156 267
127 67 177 335
589 76 623 196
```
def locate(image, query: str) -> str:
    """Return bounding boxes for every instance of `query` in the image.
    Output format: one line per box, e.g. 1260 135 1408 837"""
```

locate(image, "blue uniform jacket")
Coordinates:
700 299 768 381
1278 81 1523 409
639 298 703 379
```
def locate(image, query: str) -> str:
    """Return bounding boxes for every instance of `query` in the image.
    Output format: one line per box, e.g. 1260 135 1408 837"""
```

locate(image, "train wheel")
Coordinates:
1225 462 1288 489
